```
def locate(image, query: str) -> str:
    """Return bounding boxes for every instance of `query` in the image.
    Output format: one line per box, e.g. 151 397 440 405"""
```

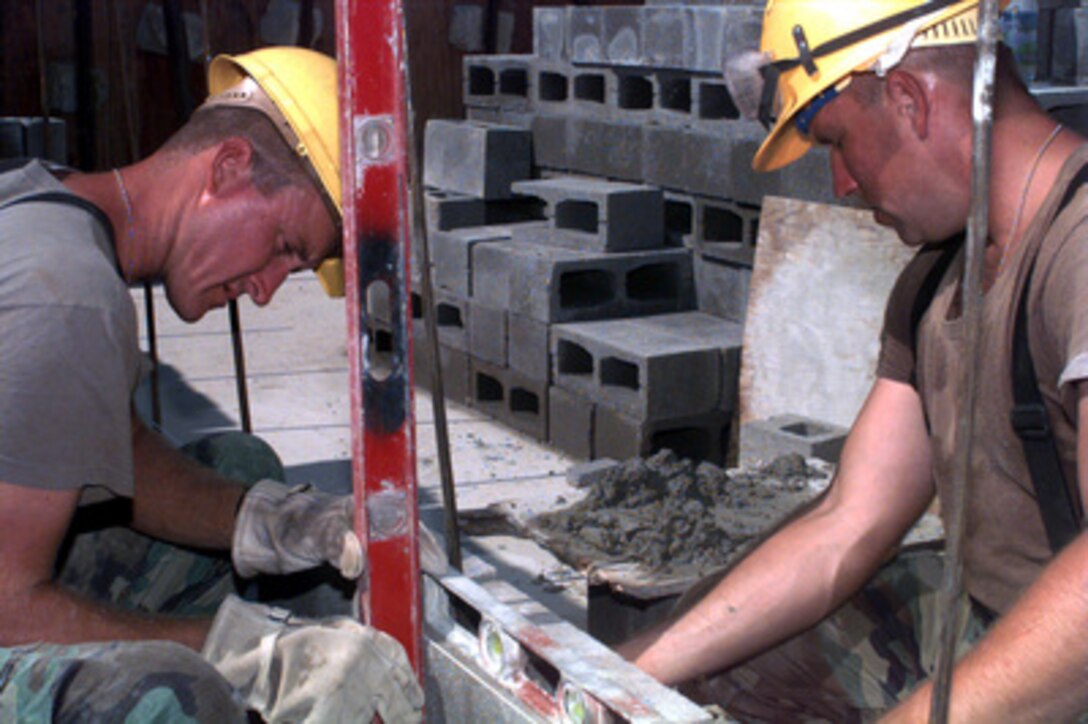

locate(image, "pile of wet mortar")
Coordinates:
531 449 831 580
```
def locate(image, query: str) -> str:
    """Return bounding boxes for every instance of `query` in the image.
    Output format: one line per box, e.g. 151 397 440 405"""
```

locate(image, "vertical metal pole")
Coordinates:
929 1 1000 721
337 0 423 674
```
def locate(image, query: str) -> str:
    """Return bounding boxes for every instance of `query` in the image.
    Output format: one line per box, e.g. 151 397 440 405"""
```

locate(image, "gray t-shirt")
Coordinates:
0 160 139 497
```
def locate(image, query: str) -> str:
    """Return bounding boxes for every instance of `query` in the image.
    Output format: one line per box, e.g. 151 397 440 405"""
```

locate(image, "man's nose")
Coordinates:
830 148 859 199
249 259 292 306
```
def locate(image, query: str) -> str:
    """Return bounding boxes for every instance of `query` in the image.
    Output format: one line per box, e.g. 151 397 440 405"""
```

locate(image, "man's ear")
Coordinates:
885 68 930 141
207 137 254 197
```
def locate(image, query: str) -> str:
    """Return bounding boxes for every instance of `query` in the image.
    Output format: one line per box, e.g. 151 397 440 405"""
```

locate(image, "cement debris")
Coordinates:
531 449 832 580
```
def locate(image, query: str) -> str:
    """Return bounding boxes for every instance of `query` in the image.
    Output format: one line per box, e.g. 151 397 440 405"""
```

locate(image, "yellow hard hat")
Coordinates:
751 0 997 172
206 47 345 297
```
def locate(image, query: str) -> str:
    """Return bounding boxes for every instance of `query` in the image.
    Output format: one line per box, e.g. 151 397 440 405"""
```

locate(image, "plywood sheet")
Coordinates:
740 196 914 429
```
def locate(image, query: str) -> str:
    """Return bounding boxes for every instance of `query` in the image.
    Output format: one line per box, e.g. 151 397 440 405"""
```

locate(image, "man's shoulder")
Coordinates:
0 180 126 313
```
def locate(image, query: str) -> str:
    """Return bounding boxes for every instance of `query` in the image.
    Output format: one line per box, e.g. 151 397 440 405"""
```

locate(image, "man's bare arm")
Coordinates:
0 481 210 650
884 384 1088 721
618 378 936 685
130 415 246 549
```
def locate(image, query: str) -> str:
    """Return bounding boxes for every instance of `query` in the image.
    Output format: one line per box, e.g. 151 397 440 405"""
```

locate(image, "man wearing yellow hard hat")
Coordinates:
621 1 1088 720
0 48 421 720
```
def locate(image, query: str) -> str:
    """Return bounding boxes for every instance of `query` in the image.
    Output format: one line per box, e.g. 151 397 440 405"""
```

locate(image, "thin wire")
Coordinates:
1000 124 1062 275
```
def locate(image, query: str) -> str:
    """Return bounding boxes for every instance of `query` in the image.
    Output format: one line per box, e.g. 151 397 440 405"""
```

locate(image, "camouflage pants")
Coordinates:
0 432 284 723
682 544 993 723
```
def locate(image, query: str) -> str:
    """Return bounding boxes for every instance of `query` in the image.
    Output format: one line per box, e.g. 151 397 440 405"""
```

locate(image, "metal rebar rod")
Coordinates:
401 12 462 571
929 1 1000 721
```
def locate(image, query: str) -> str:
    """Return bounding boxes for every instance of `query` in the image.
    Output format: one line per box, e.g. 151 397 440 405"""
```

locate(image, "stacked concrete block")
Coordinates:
423 121 532 199
421 1 844 466
472 241 693 324
510 177 664 252
549 312 742 462
739 414 848 466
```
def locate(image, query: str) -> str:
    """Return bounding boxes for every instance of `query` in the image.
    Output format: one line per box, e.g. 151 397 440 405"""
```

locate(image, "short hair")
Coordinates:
159 106 312 197
850 43 1022 106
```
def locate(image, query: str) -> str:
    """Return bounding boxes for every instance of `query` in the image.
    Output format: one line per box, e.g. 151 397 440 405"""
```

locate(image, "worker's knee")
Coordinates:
54 640 247 723
181 430 286 484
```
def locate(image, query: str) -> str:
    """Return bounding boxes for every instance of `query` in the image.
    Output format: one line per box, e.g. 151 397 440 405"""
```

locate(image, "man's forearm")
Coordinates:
619 491 901 684
0 580 211 651
130 418 246 549
885 533 1088 721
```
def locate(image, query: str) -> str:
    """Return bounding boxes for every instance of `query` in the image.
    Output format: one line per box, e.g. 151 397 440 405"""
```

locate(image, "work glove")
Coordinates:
203 595 424 723
232 479 364 579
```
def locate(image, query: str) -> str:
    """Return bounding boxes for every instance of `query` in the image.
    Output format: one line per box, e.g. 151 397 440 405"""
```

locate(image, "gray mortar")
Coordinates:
532 449 831 580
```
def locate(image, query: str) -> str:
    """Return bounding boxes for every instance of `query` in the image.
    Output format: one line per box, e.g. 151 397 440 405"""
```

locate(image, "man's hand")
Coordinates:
232 479 363 578
202 594 423 723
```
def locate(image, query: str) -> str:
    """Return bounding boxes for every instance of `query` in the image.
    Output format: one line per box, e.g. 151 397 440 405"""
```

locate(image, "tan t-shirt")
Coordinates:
877 146 1088 615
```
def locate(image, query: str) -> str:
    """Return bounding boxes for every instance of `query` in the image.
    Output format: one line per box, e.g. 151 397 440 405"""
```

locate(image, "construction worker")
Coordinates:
620 1 1088 720
0 47 422 721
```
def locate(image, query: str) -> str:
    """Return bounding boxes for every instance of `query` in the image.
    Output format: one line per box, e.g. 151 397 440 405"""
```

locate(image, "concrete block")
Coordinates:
549 385 594 460
727 134 837 205
570 6 605 64
434 290 469 352
22 117 67 164
739 414 848 466
507 369 549 441
641 125 693 193
430 225 513 297
424 190 486 233
508 313 550 382
533 6 569 62
472 240 694 323
470 359 549 441
530 114 570 170
641 5 762 73
612 67 656 123
595 405 731 466
468 300 508 366
568 117 643 182
653 70 695 127
534 61 571 109
603 7 642 65
469 358 506 420
0 118 24 158
663 192 695 248
511 177 665 252
571 68 612 119
694 197 760 267
693 253 751 324
552 312 742 421
641 5 695 70
423 120 532 200
692 78 741 126
463 54 532 111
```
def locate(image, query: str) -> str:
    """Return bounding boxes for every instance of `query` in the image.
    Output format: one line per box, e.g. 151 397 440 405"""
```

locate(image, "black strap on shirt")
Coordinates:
910 167 1088 554
0 157 119 271
1008 166 1088 552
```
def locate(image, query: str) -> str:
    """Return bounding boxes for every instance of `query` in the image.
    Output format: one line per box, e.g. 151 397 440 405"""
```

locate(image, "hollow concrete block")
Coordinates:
551 312 742 421
549 385 594 461
472 240 694 324
511 176 665 252
739 414 849 467
423 120 532 200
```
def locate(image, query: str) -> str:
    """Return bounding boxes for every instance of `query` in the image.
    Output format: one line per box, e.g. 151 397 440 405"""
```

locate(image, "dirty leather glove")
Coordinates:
232 479 363 579
202 595 424 724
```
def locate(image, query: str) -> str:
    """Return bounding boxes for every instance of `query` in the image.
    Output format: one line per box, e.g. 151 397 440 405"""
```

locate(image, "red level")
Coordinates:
336 0 422 675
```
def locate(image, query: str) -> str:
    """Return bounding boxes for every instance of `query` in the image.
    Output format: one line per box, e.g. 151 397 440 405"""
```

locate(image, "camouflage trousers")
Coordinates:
682 544 994 723
0 432 284 723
